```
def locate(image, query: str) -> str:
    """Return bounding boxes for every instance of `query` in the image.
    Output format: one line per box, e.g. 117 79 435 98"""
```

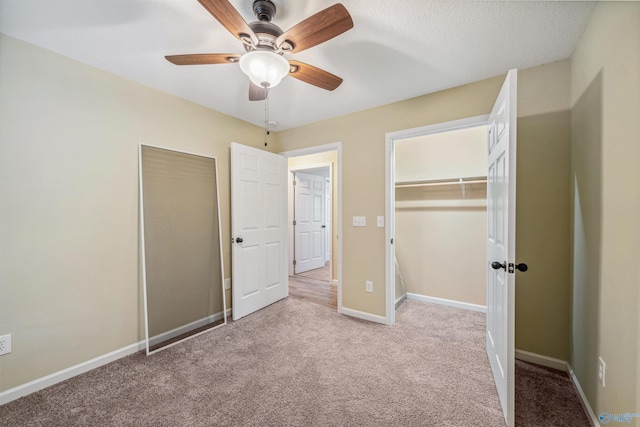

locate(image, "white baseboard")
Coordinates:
149 310 228 347
395 294 407 309
513 350 598 427
568 367 599 427
406 293 486 313
514 349 568 371
0 308 235 407
0 340 145 406
340 306 387 324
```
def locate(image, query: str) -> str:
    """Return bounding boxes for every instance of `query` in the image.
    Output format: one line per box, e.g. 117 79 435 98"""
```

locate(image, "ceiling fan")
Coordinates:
166 0 354 101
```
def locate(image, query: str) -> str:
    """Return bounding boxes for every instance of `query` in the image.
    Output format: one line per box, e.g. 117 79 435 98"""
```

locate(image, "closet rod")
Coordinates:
395 176 487 189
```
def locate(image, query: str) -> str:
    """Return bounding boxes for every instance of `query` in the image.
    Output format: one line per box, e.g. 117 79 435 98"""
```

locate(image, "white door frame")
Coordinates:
281 142 343 313
288 163 332 277
384 115 490 325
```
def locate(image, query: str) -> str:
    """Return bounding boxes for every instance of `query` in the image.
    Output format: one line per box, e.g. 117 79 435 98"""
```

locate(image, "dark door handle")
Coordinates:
235 237 243 243
491 261 506 271
321 225 326 228
516 263 528 272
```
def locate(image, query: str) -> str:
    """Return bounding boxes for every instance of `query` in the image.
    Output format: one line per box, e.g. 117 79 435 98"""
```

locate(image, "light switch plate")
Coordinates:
377 216 384 227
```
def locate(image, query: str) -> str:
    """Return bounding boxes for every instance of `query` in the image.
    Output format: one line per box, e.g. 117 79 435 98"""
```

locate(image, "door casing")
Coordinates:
288 165 331 276
281 143 343 313
385 115 490 325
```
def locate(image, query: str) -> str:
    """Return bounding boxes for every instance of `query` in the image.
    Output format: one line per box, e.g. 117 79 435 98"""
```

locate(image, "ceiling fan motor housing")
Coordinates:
253 0 276 22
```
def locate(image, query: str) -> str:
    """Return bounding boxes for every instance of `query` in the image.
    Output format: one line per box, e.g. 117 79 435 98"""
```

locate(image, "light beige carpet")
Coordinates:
0 299 523 426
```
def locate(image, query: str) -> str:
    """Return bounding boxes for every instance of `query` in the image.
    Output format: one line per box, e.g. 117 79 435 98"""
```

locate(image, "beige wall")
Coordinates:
395 126 488 182
394 126 487 306
287 151 339 281
0 34 265 392
570 2 640 417
275 60 573 364
275 77 504 318
0 26 592 397
515 59 572 362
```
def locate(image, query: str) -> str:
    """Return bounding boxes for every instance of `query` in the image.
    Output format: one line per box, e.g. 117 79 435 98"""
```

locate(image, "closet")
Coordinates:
394 125 488 309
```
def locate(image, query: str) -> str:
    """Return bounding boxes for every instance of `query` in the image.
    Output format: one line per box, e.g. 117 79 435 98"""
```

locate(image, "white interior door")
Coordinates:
294 172 325 273
486 69 517 426
231 142 288 321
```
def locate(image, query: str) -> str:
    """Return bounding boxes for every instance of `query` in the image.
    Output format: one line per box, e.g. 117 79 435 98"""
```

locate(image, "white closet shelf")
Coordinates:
395 176 487 189
395 199 487 209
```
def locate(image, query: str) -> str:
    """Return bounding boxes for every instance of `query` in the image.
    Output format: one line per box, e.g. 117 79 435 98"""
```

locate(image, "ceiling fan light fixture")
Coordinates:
239 50 289 88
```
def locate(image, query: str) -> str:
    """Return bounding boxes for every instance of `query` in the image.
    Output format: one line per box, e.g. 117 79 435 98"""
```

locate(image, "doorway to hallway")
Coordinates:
289 261 336 309
282 144 341 311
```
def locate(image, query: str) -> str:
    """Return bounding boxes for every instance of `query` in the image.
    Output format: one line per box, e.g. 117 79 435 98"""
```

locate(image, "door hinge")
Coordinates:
293 220 297 226
293 260 297 265
508 263 515 274
391 238 394 244
292 180 297 186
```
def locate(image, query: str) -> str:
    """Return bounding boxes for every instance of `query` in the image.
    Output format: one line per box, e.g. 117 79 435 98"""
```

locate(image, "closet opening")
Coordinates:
385 115 489 325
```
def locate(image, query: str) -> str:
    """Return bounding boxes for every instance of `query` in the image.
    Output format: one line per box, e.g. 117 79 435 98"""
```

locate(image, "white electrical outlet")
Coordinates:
365 281 373 293
598 357 606 387
377 216 384 228
224 278 231 290
0 334 12 356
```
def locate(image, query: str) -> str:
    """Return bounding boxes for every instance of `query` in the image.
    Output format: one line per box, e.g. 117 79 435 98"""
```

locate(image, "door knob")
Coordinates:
516 263 528 272
491 261 506 271
235 237 243 243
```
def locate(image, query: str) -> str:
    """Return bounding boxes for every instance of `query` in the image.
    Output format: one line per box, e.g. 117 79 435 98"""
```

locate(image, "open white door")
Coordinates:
231 142 288 321
294 171 325 274
486 69 517 426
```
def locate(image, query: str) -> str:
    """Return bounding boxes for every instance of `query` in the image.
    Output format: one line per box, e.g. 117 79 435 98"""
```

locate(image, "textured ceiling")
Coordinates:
0 0 596 130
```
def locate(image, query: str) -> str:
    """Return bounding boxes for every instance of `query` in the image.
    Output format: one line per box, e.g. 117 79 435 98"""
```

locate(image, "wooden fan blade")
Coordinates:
276 4 353 53
165 54 240 65
249 83 268 101
288 60 343 91
198 0 258 46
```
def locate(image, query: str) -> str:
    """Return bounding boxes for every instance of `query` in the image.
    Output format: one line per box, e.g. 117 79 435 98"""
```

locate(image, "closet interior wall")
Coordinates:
395 125 488 307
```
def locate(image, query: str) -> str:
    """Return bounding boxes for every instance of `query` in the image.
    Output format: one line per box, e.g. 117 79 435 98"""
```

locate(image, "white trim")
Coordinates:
287 162 332 278
288 162 333 173
281 143 343 314
138 144 151 355
0 341 145 406
385 137 395 325
395 294 407 309
386 115 491 141
280 142 339 158
385 115 490 326
568 367 600 427
406 292 487 313
514 349 567 372
340 307 387 325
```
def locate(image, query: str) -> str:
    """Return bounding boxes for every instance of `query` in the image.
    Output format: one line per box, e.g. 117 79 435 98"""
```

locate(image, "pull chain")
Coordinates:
264 86 270 147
